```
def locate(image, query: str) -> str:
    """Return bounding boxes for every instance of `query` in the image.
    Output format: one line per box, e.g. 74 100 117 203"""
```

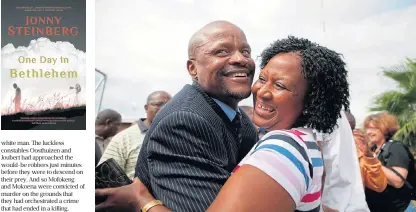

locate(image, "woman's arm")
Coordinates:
135 131 314 212
354 130 387 192
207 164 295 211
135 165 295 212
361 156 387 192
95 178 172 212
381 166 408 188
382 143 410 189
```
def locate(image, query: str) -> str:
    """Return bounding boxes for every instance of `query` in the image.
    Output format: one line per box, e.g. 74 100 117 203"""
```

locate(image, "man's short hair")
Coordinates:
95 109 121 125
146 91 171 104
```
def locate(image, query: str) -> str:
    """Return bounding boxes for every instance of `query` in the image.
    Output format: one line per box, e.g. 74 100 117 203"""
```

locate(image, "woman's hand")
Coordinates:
353 129 373 157
132 178 157 208
95 178 156 212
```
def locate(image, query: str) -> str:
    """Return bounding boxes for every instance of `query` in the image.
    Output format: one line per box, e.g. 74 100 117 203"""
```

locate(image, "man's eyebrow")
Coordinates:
241 42 251 49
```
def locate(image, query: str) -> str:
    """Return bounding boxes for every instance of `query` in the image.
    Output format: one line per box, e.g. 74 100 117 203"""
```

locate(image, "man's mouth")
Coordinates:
223 69 253 83
230 72 248 78
224 68 252 76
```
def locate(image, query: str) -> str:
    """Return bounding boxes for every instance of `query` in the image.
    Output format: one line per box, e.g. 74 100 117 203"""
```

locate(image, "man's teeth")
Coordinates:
231 73 248 77
258 104 273 112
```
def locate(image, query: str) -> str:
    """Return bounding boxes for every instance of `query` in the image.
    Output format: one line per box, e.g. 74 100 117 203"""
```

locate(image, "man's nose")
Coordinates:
229 51 248 66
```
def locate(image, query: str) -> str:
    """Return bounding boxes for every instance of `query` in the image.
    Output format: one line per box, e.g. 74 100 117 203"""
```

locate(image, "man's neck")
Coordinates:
95 129 105 139
192 81 240 109
142 119 151 128
213 97 238 110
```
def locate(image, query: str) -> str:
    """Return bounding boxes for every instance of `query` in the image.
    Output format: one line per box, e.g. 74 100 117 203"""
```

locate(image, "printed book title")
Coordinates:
10 56 78 79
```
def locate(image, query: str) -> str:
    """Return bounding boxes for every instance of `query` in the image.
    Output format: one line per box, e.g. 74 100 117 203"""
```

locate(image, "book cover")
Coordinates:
1 0 86 130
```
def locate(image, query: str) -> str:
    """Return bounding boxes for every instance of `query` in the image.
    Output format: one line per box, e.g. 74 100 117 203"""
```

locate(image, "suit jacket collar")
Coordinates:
191 82 233 124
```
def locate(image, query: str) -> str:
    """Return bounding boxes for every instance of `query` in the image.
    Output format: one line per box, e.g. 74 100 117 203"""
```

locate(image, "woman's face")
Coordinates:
365 122 385 145
252 53 308 131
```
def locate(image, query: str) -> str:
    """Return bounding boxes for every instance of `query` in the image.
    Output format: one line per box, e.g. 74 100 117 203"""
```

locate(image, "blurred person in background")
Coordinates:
345 110 356 129
345 111 387 193
98 91 171 179
364 112 414 212
95 109 122 166
352 128 388 195
135 91 172 132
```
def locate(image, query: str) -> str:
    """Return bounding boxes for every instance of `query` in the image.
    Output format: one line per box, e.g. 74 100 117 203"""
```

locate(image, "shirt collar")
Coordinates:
136 118 149 133
257 127 268 140
95 134 104 140
213 99 240 121
258 127 267 134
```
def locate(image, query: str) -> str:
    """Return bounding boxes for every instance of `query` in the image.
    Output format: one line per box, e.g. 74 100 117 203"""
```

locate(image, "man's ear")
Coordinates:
187 59 198 81
105 118 112 126
144 104 148 111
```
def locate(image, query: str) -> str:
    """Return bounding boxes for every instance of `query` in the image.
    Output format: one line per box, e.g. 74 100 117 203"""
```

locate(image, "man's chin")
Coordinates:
220 80 252 100
227 90 251 100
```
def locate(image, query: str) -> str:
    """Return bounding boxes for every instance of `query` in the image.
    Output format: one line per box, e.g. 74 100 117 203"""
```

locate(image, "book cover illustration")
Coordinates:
1 0 86 130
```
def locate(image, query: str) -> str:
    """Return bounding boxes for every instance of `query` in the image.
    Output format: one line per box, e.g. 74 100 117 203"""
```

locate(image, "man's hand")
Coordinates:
353 130 373 157
95 178 149 212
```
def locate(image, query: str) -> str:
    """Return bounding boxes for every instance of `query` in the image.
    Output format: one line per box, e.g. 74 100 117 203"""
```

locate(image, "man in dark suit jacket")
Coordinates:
96 20 258 212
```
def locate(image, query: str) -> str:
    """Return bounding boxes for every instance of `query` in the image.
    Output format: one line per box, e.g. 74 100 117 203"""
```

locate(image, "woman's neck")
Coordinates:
375 140 386 153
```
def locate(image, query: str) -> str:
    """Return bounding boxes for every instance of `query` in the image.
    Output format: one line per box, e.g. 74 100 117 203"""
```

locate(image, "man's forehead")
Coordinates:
148 94 170 101
188 21 248 58
202 26 247 42
195 31 250 55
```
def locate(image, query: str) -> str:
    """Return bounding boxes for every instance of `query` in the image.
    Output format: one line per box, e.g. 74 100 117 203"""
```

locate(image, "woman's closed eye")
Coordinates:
274 82 288 90
258 76 292 92
258 76 266 83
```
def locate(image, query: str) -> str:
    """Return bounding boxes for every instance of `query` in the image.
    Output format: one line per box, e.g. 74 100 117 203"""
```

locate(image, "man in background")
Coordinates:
345 110 356 130
99 91 171 178
135 91 171 132
95 109 122 166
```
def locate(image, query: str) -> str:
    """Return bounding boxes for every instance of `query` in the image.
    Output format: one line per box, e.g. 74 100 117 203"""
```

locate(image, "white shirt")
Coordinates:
319 112 370 212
